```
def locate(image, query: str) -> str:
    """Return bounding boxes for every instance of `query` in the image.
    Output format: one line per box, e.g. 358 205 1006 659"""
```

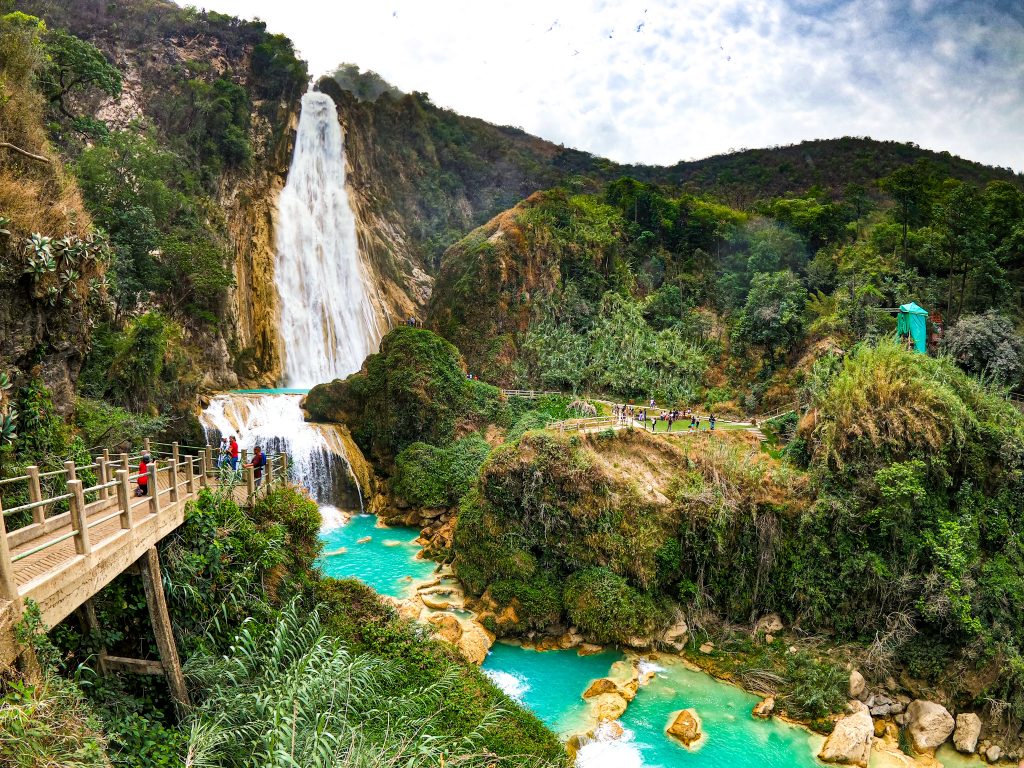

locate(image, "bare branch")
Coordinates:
0 142 51 164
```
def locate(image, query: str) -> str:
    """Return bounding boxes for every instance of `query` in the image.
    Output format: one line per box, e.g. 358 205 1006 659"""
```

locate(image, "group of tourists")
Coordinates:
216 436 268 487
132 435 269 498
613 402 719 433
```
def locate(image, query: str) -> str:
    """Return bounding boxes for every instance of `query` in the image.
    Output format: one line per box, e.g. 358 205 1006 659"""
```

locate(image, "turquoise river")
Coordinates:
317 513 981 768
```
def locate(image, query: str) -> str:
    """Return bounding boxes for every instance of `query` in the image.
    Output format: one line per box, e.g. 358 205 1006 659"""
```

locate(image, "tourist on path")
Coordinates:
229 436 240 471
245 446 268 489
135 452 151 497
217 437 229 469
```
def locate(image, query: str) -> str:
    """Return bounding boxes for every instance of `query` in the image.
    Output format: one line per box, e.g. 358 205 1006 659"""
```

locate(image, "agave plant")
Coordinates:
43 285 61 307
0 373 15 445
59 268 81 287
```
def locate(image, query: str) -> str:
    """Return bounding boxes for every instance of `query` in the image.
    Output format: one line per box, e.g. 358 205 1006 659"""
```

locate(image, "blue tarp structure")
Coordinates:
896 302 928 353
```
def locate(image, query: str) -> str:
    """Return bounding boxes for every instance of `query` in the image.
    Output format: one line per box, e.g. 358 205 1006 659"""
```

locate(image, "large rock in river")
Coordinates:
666 709 702 747
456 620 495 665
818 703 873 767
906 700 955 754
582 678 621 699
953 712 982 754
590 692 629 721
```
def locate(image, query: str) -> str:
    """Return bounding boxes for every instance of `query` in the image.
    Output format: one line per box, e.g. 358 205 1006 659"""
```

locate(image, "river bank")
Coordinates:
315 509 994 767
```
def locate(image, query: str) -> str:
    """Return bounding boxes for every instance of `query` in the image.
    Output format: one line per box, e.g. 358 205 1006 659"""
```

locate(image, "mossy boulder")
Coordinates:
305 327 501 464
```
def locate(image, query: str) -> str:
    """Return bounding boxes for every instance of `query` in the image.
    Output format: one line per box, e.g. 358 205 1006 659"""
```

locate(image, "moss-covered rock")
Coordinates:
304 327 501 465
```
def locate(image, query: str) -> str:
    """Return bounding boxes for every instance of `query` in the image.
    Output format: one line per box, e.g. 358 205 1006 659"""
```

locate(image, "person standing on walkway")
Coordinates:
245 446 268 489
135 452 151 497
709 414 717 431
217 437 229 469
229 435 240 471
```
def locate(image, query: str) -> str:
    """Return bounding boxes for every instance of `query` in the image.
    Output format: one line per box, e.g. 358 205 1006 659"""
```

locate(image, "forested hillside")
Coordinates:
428 166 1024 413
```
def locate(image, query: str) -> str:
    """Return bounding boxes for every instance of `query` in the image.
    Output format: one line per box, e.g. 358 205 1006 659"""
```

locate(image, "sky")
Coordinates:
176 0 1024 171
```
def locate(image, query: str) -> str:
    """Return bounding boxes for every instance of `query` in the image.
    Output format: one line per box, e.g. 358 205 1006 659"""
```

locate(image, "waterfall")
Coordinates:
200 393 363 510
275 91 383 389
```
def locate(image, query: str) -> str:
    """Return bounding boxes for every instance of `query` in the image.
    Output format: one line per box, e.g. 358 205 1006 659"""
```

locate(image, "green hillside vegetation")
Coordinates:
429 168 1024 412
445 342 1024 723
1 485 566 767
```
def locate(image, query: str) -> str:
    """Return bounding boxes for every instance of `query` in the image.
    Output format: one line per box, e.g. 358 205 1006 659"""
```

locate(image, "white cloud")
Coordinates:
174 0 1023 171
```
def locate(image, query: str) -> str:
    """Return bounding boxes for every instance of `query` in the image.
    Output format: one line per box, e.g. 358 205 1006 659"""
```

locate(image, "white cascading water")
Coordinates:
275 91 383 389
200 393 363 510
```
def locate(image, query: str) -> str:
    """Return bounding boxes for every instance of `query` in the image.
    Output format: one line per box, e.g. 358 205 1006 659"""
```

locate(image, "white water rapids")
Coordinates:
275 91 382 388
200 393 362 509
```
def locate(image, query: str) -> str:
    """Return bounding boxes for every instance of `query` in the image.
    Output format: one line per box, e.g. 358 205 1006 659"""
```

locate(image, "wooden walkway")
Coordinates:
0 443 287 666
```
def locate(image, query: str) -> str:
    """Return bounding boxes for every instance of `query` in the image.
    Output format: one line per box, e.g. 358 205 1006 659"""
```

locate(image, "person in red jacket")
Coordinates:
135 452 151 497
229 436 240 471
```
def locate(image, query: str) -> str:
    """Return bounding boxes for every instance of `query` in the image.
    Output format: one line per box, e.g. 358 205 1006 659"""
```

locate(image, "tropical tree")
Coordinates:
39 29 121 118
943 310 1024 386
731 270 807 364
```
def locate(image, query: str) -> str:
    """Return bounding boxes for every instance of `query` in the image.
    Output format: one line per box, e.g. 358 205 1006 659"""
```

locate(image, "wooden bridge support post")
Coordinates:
120 452 129 472
205 446 214 478
148 463 160 516
245 466 255 497
143 438 151 454
266 456 274 488
138 547 190 710
198 453 208 488
26 466 43 525
185 457 195 494
80 599 108 675
115 469 133 529
68 479 91 556
0 497 19 602
281 453 288 482
64 460 76 483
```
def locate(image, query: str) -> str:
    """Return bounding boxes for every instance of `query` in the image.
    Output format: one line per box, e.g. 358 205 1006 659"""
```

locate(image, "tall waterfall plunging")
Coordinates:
275 91 382 388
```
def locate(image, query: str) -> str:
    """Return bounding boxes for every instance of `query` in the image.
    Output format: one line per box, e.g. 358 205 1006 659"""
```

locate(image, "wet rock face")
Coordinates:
818 702 873 767
753 696 775 718
905 699 955 754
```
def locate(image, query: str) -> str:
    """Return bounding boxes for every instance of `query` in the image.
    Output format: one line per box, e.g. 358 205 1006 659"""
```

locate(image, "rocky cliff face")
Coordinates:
17 0 304 389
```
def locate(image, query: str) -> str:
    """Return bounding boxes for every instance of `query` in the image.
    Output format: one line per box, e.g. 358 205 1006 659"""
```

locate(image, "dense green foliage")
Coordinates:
306 327 502 465
2 483 564 767
391 434 492 508
431 166 1024 410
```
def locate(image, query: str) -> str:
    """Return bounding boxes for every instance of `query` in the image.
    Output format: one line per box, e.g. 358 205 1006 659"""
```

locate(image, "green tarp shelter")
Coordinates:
896 302 928 353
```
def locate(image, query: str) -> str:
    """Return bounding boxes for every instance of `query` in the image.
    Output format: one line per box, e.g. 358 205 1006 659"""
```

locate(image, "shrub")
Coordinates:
391 434 491 508
564 567 665 644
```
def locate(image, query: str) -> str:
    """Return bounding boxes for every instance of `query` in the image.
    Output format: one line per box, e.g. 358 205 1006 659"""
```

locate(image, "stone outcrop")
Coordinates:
753 697 775 718
427 613 462 645
456 620 495 665
582 678 621 699
590 692 629 721
849 670 865 699
953 712 982 754
818 702 873 767
666 709 702 747
905 700 955 754
754 613 784 636
661 617 689 651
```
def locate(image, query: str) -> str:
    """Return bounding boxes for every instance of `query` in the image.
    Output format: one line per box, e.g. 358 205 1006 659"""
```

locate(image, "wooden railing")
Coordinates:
500 388 563 399
0 440 289 606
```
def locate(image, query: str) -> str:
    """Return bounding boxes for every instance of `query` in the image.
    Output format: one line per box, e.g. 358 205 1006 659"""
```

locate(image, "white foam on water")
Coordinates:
637 659 665 684
319 505 348 532
483 669 531 702
200 393 361 506
575 723 644 768
275 91 383 388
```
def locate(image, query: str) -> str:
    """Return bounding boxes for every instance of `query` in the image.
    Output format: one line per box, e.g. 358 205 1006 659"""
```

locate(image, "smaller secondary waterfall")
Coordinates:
275 91 383 389
200 393 363 511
